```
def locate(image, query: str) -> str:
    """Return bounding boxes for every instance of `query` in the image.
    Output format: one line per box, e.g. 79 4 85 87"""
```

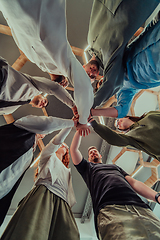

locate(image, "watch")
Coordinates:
155 192 160 204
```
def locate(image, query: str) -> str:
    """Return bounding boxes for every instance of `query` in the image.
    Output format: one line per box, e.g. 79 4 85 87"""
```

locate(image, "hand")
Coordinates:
76 123 91 137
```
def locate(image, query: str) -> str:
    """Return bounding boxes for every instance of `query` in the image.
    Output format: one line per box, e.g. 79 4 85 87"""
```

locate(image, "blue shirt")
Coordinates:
115 18 160 117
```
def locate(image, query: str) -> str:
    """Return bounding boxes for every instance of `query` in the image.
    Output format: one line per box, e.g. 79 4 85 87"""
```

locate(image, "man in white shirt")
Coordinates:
0 0 94 125
0 57 76 115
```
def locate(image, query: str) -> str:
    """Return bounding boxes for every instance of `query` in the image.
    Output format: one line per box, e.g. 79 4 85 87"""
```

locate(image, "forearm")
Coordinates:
70 131 83 165
126 176 160 203
91 107 118 118
52 127 72 145
14 115 74 134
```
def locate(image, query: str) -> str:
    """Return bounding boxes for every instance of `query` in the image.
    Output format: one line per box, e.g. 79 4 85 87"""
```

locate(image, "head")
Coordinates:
30 95 48 108
51 74 69 88
88 146 102 163
56 143 70 168
83 60 100 83
115 113 146 131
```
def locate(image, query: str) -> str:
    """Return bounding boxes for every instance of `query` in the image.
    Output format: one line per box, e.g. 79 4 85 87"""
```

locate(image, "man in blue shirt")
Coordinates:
90 13 160 119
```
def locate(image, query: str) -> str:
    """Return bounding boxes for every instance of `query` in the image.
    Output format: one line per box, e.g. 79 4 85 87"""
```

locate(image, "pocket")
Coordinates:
102 0 123 15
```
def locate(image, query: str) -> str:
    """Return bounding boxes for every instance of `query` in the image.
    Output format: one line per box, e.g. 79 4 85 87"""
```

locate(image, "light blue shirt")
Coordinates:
115 18 160 118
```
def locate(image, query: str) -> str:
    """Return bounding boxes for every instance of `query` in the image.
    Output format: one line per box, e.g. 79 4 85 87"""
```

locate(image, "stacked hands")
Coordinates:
72 106 94 137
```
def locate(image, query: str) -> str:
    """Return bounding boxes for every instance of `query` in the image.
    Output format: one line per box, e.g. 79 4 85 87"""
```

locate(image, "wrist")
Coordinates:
88 117 94 123
155 192 160 204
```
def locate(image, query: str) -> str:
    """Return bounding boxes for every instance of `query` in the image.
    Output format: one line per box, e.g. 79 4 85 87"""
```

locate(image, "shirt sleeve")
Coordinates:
90 120 139 148
39 127 72 167
114 87 139 118
66 54 94 124
117 166 129 177
26 74 76 108
14 115 74 134
74 158 88 177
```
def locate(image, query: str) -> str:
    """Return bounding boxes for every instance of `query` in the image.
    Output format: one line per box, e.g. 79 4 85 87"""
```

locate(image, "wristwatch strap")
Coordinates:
155 192 160 204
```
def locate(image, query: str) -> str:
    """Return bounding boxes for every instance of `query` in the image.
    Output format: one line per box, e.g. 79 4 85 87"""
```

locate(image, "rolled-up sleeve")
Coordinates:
114 87 138 118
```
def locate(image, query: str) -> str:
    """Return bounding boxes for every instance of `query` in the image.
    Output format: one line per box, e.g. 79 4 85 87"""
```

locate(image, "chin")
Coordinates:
92 157 99 163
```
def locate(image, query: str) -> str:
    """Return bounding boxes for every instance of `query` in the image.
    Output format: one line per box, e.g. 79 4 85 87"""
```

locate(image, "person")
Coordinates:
0 0 94 125
0 114 76 226
0 57 78 115
1 127 80 240
90 15 160 119
70 131 160 239
83 55 100 83
88 111 160 162
85 0 159 111
49 74 69 88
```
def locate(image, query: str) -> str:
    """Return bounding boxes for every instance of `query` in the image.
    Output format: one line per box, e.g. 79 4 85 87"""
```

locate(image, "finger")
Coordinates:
83 131 86 137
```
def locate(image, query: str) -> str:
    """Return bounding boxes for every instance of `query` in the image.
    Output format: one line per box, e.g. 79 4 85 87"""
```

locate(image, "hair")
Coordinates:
62 148 70 168
34 147 70 180
54 75 64 83
88 59 100 71
88 146 98 157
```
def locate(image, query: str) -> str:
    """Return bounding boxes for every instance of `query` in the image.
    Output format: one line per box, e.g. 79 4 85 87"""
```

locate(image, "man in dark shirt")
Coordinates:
70 131 160 239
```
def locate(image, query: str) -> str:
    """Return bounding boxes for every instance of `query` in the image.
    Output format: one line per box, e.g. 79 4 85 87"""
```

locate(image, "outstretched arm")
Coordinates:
70 131 83 165
89 119 137 148
14 115 74 134
27 75 76 109
125 175 160 203
91 107 118 118
39 127 72 167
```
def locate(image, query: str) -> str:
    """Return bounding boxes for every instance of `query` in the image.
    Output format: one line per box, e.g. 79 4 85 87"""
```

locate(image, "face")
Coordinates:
30 95 48 108
115 118 131 130
88 148 102 163
59 77 69 88
56 143 68 157
83 63 99 82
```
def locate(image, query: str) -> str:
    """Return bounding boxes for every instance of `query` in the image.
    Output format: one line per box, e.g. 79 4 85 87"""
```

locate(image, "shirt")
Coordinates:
35 140 76 208
115 18 160 117
0 57 75 115
0 0 94 123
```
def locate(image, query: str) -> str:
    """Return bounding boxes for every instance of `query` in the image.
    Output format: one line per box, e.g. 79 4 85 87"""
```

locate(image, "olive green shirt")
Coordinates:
91 111 160 161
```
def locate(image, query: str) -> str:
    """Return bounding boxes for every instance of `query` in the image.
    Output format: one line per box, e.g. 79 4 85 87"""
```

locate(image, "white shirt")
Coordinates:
0 58 75 115
34 140 76 207
0 0 94 123
0 116 74 200
0 148 33 199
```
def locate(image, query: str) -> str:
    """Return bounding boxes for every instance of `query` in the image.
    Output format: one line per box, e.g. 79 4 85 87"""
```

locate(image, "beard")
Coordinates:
92 156 100 163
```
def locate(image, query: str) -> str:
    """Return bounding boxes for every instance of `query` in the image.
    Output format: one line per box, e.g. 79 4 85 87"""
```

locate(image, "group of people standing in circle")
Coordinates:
1 0 160 239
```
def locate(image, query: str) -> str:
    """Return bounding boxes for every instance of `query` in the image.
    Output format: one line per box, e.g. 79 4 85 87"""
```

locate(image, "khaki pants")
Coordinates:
97 205 160 240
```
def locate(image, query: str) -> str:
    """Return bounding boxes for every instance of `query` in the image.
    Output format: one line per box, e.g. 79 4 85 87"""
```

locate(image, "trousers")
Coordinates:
97 204 160 240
